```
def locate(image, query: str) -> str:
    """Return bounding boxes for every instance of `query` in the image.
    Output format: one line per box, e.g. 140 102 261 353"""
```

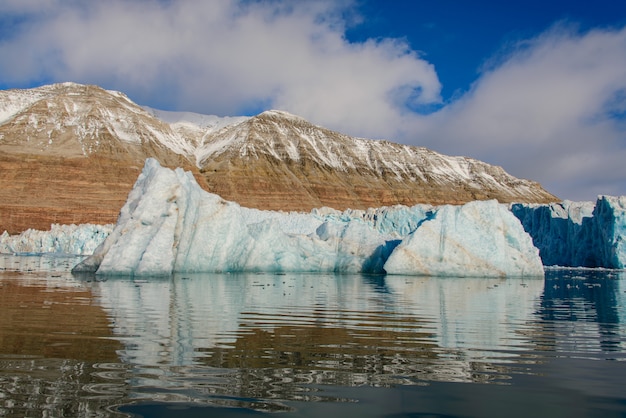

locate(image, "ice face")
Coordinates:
383 200 545 277
8 159 623 274
0 224 112 255
511 196 626 269
593 196 626 269
72 159 544 277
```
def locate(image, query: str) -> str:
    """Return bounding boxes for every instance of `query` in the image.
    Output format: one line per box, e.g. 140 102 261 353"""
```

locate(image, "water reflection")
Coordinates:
0 263 128 417
86 270 625 413
0 255 625 417
540 268 625 355
80 272 542 410
0 253 84 273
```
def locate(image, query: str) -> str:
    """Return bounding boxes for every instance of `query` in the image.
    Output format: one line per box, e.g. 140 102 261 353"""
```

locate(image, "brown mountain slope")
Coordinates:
0 83 558 234
0 83 205 234
196 110 558 211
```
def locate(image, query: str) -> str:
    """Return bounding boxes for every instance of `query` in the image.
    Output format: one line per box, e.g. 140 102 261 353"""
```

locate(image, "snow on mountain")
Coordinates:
143 106 249 133
0 82 558 235
193 109 558 210
0 83 554 205
0 82 195 157
0 83 207 234
195 108 471 175
0 84 56 124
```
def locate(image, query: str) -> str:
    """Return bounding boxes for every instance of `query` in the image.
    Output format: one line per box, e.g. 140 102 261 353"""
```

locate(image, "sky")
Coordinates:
1 0 625 201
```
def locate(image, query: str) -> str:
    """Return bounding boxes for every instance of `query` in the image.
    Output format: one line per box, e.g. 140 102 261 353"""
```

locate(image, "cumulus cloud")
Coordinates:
0 0 440 138
416 25 626 200
1 1 626 200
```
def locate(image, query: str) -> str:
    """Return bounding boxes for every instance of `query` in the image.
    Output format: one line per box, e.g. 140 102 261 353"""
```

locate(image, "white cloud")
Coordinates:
0 0 440 138
414 25 626 200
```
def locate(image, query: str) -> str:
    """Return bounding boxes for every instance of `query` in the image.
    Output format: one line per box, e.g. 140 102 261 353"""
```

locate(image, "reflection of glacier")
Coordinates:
0 253 85 273
383 276 545 352
90 273 547 390
93 274 393 367
540 269 626 355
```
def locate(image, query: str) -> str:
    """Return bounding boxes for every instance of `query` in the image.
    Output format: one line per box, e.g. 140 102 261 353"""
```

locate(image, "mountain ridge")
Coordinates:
0 82 558 233
194 107 557 210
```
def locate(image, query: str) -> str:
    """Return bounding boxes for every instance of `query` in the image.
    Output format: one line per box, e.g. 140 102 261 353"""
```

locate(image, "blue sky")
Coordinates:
347 0 626 102
1 0 625 201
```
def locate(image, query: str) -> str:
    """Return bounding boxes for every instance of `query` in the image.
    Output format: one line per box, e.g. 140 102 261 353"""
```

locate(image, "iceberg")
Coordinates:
383 201 545 277
511 196 626 268
72 159 543 277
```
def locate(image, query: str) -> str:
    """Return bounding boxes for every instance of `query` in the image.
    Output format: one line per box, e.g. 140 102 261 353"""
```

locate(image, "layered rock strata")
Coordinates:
1 83 558 233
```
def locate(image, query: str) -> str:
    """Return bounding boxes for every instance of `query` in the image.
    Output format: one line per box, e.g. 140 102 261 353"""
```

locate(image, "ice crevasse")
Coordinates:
72 159 544 277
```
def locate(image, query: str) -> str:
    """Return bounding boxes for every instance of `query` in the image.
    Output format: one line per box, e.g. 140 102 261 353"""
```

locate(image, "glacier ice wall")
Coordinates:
0 223 112 255
5 158 624 273
72 159 543 277
384 201 544 277
511 196 626 268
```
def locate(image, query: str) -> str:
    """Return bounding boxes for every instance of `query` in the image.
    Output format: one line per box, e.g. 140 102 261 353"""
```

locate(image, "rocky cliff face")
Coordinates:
0 83 205 234
0 83 558 234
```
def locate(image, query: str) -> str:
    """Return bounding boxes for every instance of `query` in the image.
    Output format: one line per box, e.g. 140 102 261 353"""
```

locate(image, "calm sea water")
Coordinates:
0 254 625 417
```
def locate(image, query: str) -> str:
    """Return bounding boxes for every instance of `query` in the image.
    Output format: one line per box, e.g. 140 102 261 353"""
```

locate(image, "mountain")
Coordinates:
0 83 558 234
195 110 557 211
0 83 204 234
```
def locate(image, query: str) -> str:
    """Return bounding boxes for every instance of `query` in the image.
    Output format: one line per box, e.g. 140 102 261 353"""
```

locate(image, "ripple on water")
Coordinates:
0 256 625 417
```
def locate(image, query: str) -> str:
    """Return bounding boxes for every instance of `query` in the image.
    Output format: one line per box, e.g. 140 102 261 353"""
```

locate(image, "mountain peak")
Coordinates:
49 81 84 89
36 81 103 94
256 109 309 122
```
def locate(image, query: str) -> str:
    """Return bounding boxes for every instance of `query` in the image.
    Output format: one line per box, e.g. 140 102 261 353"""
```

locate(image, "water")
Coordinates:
0 254 625 417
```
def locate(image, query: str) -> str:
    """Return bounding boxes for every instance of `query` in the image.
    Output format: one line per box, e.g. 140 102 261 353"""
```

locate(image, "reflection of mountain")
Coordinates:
0 270 127 417
88 273 545 405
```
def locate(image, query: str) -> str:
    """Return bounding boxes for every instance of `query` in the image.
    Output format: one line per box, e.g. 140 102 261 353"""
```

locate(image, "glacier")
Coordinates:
511 196 626 269
383 201 544 277
3 159 624 275
71 158 543 277
0 223 112 255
